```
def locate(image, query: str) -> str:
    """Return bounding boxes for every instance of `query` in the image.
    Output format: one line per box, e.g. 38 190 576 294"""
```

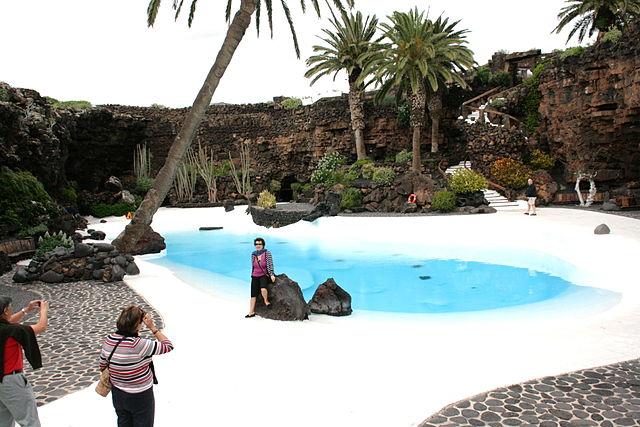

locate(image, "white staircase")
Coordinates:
445 161 524 210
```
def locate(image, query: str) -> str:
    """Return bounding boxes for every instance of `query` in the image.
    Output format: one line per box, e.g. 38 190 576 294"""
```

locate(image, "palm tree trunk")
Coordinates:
427 89 443 153
409 83 426 172
112 0 258 253
348 73 366 160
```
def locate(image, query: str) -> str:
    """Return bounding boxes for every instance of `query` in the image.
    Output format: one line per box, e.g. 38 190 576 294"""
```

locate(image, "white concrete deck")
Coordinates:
39 207 640 427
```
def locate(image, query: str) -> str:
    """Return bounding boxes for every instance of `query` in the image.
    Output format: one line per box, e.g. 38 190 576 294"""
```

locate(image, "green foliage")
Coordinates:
431 190 456 212
257 190 277 208
384 155 395 163
560 46 585 60
150 103 168 108
448 169 488 193
311 152 348 184
489 71 510 87
90 203 135 218
290 182 302 199
51 100 92 110
395 149 413 163
491 158 531 189
44 96 59 104
396 102 410 128
522 62 546 134
340 187 363 209
372 167 395 185
269 180 281 192
472 66 492 86
18 224 48 239
490 97 506 108
528 149 556 170
0 87 11 102
0 167 60 233
35 231 73 258
601 29 622 44
136 177 155 195
281 97 302 110
59 187 77 202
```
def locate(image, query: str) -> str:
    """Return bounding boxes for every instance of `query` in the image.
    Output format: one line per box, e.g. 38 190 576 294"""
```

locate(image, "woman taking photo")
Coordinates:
246 237 275 318
99 306 174 426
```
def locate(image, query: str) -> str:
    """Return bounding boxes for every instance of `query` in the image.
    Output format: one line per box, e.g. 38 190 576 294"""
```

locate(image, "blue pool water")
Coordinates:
147 230 618 314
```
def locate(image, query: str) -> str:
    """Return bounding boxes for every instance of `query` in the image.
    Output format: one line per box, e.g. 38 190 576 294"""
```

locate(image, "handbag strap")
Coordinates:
254 253 270 277
106 337 125 367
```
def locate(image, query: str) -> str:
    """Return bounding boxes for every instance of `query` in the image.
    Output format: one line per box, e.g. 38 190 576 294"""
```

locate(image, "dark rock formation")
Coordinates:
308 278 352 316
223 199 235 212
254 274 309 321
469 205 497 214
602 200 621 211
0 252 10 275
250 204 314 228
594 224 611 235
12 242 140 283
455 191 489 207
531 170 559 205
125 225 166 255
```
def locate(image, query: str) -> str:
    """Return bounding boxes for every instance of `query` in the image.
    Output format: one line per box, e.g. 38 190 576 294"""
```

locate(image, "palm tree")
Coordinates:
553 0 640 42
113 0 354 253
363 9 472 171
305 11 379 160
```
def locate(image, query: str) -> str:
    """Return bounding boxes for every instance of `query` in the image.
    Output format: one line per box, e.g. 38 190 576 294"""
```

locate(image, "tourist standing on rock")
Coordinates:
0 296 48 427
524 178 537 216
99 306 173 427
246 237 275 318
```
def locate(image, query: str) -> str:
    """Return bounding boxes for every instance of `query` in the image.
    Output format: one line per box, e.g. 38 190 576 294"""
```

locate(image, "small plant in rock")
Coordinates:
281 97 302 110
448 169 487 194
35 231 73 258
372 167 395 185
0 87 11 102
395 149 413 164
601 29 622 44
311 152 348 184
560 46 585 60
361 163 375 179
150 103 168 109
257 190 277 208
59 187 77 202
431 190 456 212
291 183 302 199
51 100 92 110
348 159 373 178
491 158 530 189
269 180 281 193
490 97 506 108
136 177 155 195
18 224 48 239
528 149 556 170
340 187 363 210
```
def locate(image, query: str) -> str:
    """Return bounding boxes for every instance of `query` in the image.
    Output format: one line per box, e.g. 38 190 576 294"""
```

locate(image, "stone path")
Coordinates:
0 268 163 406
420 359 640 427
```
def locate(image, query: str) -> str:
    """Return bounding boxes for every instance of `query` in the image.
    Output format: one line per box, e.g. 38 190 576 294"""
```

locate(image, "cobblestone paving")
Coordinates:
0 268 163 406
420 359 640 427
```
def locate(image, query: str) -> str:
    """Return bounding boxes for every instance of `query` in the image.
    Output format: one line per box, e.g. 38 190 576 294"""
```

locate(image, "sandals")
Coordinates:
244 313 256 318
524 212 529 215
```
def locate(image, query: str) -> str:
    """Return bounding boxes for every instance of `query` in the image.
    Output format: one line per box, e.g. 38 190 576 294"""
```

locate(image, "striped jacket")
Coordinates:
99 333 174 393
251 250 274 277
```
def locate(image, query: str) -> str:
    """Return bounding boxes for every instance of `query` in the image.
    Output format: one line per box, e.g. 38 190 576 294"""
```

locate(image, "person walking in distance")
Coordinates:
524 178 537 216
0 296 48 427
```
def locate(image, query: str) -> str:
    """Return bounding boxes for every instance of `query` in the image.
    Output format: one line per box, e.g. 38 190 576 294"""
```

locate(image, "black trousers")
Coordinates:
112 386 155 427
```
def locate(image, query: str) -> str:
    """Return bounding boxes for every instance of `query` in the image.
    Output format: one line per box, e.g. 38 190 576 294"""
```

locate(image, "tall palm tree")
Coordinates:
553 0 640 42
113 0 354 253
425 15 474 153
305 11 379 160
362 9 472 171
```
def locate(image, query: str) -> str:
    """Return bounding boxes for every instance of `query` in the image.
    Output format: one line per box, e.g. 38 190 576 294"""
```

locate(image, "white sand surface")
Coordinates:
38 207 640 427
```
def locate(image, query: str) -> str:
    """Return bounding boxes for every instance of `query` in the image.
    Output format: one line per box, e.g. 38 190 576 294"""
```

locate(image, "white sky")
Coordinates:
0 1 585 108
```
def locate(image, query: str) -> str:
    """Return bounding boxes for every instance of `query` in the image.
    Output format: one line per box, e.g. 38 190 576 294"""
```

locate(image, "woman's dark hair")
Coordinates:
254 237 266 246
116 306 145 334
0 296 12 314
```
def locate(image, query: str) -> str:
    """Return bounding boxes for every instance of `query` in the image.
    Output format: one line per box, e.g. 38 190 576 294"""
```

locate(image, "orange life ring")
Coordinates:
126 212 133 219
408 194 417 203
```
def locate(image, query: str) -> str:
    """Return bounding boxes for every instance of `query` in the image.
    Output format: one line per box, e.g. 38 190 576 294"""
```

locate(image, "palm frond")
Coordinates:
147 0 162 27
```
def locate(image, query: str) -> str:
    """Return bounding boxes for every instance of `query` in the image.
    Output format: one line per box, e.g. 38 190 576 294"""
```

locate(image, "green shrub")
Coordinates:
311 152 348 184
291 182 302 199
0 87 11 102
491 158 530 188
384 155 395 163
560 46 585 60
90 203 135 218
348 159 373 178
489 71 510 87
0 167 61 233
523 62 546 134
35 231 73 258
448 169 487 193
136 177 155 195
257 190 276 208
150 103 168 108
472 66 492 86
269 180 281 192
396 102 410 128
431 190 456 212
18 224 48 239
395 149 413 164
340 187 363 210
281 97 302 110
44 96 59 104
601 29 622 44
528 149 556 170
490 97 506 108
372 167 395 185
51 100 92 110
361 163 375 179
60 187 77 202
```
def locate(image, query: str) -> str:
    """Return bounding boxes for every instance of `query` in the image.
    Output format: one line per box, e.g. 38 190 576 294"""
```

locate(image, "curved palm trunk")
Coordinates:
113 0 258 253
427 89 443 153
409 82 426 172
348 71 366 160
